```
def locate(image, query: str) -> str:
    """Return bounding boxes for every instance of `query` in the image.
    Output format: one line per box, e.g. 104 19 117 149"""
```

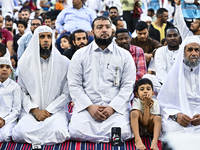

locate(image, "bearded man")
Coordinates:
68 16 136 142
12 26 71 145
158 36 200 133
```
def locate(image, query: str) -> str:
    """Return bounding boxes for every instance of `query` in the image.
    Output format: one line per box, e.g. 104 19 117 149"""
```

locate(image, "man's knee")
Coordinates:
0 130 11 142
153 115 162 123
12 125 26 143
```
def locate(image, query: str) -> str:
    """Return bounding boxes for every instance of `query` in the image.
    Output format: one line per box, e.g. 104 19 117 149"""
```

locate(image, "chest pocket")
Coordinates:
105 64 121 86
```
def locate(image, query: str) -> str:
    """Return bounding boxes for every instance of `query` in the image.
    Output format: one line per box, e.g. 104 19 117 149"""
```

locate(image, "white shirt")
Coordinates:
68 41 136 114
155 46 179 83
131 98 160 115
0 78 21 124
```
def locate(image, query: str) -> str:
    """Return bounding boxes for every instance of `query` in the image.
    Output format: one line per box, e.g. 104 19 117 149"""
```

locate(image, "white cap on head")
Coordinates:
0 57 12 69
185 36 200 46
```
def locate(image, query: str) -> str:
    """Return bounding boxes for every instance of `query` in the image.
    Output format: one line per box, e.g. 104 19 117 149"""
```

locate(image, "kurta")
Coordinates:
68 41 136 142
155 46 179 83
0 78 21 142
12 26 71 145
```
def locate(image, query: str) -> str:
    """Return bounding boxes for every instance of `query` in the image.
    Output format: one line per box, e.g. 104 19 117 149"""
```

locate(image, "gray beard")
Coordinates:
183 55 200 68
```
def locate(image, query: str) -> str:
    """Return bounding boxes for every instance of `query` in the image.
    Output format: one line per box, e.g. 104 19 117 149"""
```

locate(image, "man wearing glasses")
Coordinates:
17 18 42 60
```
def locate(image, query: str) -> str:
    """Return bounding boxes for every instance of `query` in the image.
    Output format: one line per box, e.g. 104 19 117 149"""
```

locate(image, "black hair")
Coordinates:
44 16 51 21
113 18 122 26
17 19 28 29
51 16 57 21
5 18 13 23
161 37 166 45
135 21 148 31
31 18 43 25
0 43 7 57
92 16 111 30
135 78 154 93
69 29 88 46
148 8 154 14
0 32 2 39
156 8 168 18
61 34 70 41
115 28 129 38
166 26 180 36
109 6 118 12
21 9 31 14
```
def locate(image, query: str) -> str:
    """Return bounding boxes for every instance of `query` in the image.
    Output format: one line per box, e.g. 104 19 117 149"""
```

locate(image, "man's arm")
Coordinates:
55 9 66 34
135 47 147 81
7 41 14 57
40 0 50 8
174 0 192 39
108 51 136 114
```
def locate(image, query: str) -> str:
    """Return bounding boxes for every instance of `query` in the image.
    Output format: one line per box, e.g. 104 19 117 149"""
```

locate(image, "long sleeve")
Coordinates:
55 9 65 34
46 75 71 114
3 85 21 124
67 51 93 112
174 5 193 40
18 70 39 114
108 52 136 114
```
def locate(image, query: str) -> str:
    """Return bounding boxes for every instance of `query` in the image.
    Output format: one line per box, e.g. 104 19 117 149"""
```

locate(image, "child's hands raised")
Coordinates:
142 95 153 108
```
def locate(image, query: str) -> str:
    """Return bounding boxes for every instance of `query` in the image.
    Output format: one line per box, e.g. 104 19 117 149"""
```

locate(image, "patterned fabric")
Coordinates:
0 137 162 150
129 45 147 82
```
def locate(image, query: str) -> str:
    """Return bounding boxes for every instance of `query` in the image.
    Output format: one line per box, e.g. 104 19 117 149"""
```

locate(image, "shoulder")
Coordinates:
9 79 21 91
166 21 174 27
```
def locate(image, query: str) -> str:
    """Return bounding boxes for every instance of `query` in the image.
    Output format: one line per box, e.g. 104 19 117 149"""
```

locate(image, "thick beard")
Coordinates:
94 34 113 47
40 44 52 57
183 55 200 68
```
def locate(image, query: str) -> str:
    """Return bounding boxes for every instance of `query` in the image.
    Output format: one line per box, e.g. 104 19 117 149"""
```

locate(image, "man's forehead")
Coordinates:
0 16 3 21
75 32 86 37
185 42 200 48
32 20 41 24
95 20 111 26
166 28 178 35
110 9 117 12
117 32 129 38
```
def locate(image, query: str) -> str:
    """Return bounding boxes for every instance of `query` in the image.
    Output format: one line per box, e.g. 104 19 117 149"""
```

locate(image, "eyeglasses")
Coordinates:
110 12 117 14
31 23 40 26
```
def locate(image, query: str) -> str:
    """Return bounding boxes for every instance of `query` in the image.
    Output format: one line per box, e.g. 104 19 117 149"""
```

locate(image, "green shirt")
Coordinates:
120 0 135 11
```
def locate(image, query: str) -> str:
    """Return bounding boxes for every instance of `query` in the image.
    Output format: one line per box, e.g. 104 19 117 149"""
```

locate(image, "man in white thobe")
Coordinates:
155 27 181 84
158 36 200 133
12 26 71 145
68 16 136 142
174 0 200 40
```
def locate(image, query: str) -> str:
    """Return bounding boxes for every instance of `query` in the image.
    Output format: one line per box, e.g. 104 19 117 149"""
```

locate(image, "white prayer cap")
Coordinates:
0 57 12 69
141 16 152 22
185 36 200 46
3 12 13 19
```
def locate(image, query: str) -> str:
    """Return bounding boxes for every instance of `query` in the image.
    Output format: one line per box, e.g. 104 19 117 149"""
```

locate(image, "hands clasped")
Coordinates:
0 117 5 128
87 105 115 122
31 108 51 121
142 95 154 108
177 113 200 127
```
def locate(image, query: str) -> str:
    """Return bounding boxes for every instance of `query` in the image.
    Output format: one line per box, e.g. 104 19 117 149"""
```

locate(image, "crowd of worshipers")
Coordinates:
1 0 200 149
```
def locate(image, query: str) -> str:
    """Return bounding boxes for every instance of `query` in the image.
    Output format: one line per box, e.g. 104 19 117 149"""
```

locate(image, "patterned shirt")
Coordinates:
129 44 147 82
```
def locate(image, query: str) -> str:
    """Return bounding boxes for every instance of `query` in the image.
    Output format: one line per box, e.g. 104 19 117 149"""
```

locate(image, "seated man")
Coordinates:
12 26 71 145
115 28 146 82
158 36 200 133
155 27 181 84
68 16 136 142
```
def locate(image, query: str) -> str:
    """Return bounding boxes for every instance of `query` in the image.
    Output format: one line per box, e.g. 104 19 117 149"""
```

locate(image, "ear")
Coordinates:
91 29 94 35
72 40 76 46
152 91 155 97
115 38 118 44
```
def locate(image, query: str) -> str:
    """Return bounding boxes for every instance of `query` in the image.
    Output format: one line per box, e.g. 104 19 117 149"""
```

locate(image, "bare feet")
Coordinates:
150 140 158 150
135 139 146 150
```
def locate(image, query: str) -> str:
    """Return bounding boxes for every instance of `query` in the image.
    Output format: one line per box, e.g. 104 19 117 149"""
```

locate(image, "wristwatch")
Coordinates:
171 114 178 122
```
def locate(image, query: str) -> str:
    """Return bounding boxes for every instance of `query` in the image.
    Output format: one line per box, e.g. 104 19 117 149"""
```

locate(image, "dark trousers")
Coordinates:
122 11 139 33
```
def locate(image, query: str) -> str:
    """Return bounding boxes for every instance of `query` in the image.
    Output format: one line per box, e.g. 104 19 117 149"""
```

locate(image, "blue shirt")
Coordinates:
55 5 96 34
17 32 32 60
181 0 200 19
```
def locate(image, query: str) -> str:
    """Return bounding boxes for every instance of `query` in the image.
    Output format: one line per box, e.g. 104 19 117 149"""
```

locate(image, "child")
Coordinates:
13 20 27 53
130 78 161 150
60 34 71 51
55 0 64 10
0 57 21 142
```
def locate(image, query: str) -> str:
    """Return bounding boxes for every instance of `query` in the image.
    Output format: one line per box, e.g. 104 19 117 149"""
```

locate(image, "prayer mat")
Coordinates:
0 137 162 150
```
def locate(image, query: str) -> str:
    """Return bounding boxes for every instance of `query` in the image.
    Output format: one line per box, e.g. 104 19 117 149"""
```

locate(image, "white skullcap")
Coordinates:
141 16 152 22
0 57 12 69
185 36 200 46
3 12 13 18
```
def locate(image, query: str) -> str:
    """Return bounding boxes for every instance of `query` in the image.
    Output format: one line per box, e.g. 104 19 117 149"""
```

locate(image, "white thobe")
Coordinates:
174 5 200 40
12 57 70 145
0 78 21 142
162 64 200 133
68 41 136 142
155 46 179 83
0 0 14 18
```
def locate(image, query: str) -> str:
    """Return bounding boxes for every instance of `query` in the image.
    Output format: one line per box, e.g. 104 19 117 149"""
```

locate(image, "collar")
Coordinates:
0 78 10 88
92 41 114 52
183 62 199 72
73 5 85 10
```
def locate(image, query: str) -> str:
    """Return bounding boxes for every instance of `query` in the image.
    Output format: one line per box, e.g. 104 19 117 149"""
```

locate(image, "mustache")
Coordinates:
189 56 198 59
78 43 86 47
101 33 109 37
